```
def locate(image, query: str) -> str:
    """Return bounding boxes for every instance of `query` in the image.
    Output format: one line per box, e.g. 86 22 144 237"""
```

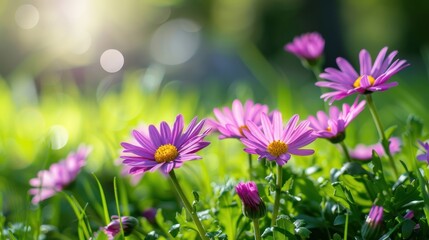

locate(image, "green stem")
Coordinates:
271 165 283 226
344 212 349 240
253 218 261 240
339 141 351 162
248 154 253 179
365 94 399 178
169 170 208 240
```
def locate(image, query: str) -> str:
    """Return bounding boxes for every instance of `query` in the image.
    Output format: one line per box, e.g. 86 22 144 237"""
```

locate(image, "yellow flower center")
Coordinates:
154 144 179 163
239 125 249 136
326 126 332 132
267 140 288 157
353 75 375 88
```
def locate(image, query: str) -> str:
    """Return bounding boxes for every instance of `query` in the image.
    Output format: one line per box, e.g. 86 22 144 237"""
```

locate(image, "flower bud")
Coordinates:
236 181 266 219
361 205 383 240
104 215 139 237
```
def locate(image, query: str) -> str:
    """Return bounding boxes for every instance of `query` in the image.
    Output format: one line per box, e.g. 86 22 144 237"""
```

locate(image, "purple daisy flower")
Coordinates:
208 99 269 139
316 47 409 103
120 114 210 175
308 98 366 143
350 137 401 160
241 111 316 166
29 145 91 204
236 181 266 219
284 32 325 61
417 140 429 164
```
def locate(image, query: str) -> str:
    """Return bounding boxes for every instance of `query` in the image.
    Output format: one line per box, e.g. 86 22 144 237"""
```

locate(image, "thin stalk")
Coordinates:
169 170 208 240
253 218 261 240
365 94 399 178
113 177 125 239
248 154 253 179
339 141 351 162
271 165 283 226
344 212 349 240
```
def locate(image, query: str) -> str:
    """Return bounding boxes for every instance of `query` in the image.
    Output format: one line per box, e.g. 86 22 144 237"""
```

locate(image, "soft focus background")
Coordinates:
1 0 429 237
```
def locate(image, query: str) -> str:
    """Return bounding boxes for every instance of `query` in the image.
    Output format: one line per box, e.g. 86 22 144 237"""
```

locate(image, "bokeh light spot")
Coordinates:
150 19 201 65
49 125 69 150
15 4 40 29
100 49 125 73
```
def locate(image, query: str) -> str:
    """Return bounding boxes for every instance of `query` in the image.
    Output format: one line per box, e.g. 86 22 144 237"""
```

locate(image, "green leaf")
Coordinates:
332 233 342 240
295 227 311 238
144 231 159 240
261 227 273 238
333 215 345 226
169 224 180 237
384 125 398 139
92 173 110 225
401 219 417 239
273 215 296 240
321 182 350 209
175 208 196 231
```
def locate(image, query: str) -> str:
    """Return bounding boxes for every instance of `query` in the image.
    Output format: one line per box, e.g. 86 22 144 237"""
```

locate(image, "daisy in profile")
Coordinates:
417 140 429 164
308 98 366 143
120 114 210 175
240 110 316 166
29 145 91 204
316 47 409 103
350 137 401 160
208 99 269 139
284 32 325 62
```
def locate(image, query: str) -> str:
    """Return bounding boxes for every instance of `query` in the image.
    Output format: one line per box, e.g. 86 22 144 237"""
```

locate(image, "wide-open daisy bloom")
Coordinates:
241 111 316 166
208 99 269 139
308 98 366 143
316 47 409 103
417 140 429 164
350 137 401 160
284 32 325 61
29 145 91 204
121 114 210 175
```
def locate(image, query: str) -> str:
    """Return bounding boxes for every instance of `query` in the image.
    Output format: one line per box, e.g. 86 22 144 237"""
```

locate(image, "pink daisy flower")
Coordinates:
349 137 401 160
120 114 210 175
417 140 429 164
29 145 91 204
241 111 316 166
316 47 409 103
284 32 325 61
208 99 269 139
308 98 366 143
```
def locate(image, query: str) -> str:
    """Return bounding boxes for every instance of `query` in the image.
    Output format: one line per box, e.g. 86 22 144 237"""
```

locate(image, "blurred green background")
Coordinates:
1 0 429 235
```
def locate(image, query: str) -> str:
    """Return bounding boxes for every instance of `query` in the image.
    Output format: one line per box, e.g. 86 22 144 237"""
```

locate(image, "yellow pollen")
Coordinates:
267 140 288 157
239 125 249 136
353 75 375 88
326 126 332 132
154 144 179 163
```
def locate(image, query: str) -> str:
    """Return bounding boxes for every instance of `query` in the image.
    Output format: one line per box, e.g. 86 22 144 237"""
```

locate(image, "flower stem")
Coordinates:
169 170 208 240
339 141 351 162
248 154 253 179
344 212 349 240
253 218 261 240
365 94 399 178
271 164 283 226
